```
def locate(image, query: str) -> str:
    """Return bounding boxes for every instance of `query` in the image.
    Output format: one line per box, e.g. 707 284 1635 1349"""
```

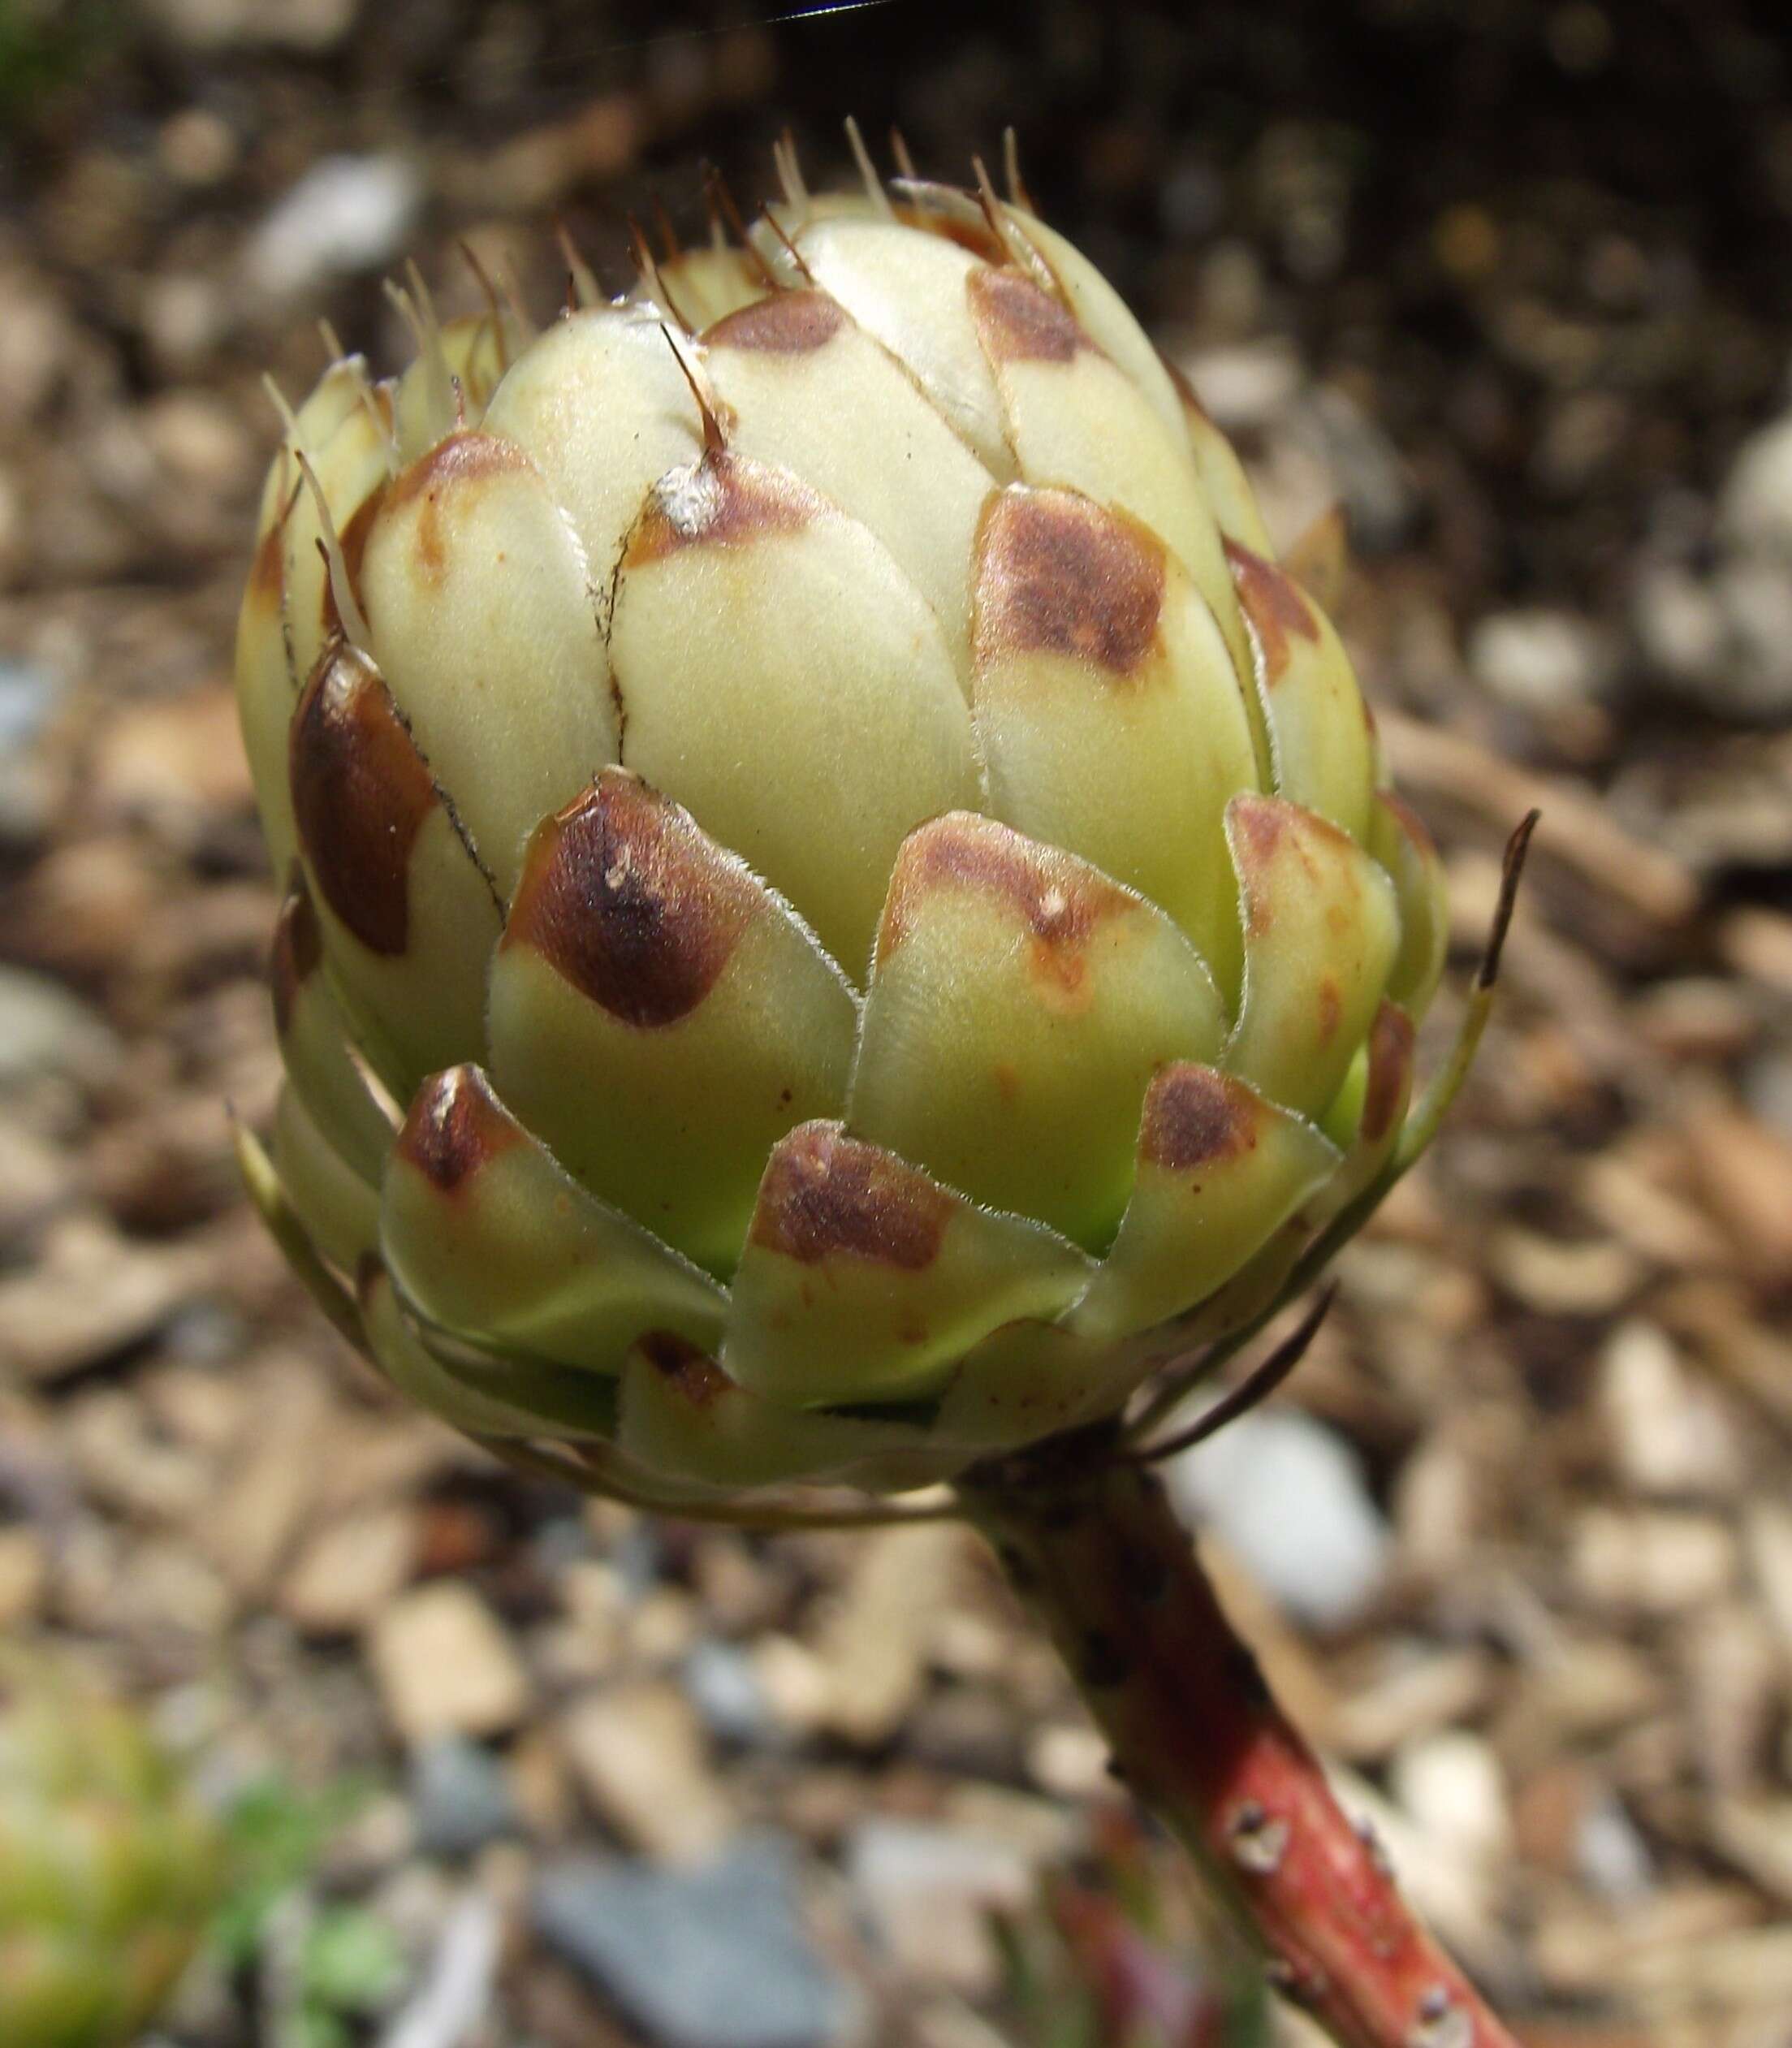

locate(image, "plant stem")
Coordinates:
958 1441 1522 2048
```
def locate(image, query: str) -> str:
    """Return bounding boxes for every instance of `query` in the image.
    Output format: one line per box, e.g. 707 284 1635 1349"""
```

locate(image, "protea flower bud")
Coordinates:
235 139 1454 1506
0 1670 222 2046
238 132 1537 2048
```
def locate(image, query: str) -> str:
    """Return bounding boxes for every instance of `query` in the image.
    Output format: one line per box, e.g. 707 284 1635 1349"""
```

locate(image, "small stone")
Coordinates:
1634 561 1725 686
1744 1050 1792 1143
1568 1507 1737 1615
64 1385 210 1523
1683 1601 1781 1791
0 1117 74 1246
534 1835 854 2048
1467 607 1615 716
1682 1094 1792 1280
92 685 255 839
561 1681 734 1864
683 1640 775 1748
1389 1732 1513 1875
1710 557 1792 721
139 272 230 378
409 1737 518 1859
1720 412 1792 560
1743 1500 1792 1664
244 153 422 300
749 1635 833 1737
1598 1320 1742 1498
1574 1790 1655 1903
1707 1796 1792 1907
0 969 122 1091
1328 1645 1495 1762
1177 339 1301 430
844 1817 1033 1995
1168 1407 1391 1631
807 1524 966 1745
1722 907 1792 1002
1636 547 1792 724
205 1371 332 1599
281 1506 420 1635
0 656 60 750
367 1584 530 1744
1025 1722 1110 1801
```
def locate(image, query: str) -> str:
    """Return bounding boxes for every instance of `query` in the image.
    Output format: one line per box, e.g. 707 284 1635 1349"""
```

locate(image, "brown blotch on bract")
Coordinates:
269 881 323 1038
381 430 535 585
705 289 848 353
1358 1001 1415 1146
1140 1065 1259 1173
974 487 1165 678
878 813 1132 980
625 450 816 566
1224 538 1320 685
1229 794 1355 940
398 1065 522 1193
968 265 1089 364
752 1121 951 1270
504 772 754 1028
1227 793 1290 938
638 1329 730 1410
248 517 286 609
289 638 437 957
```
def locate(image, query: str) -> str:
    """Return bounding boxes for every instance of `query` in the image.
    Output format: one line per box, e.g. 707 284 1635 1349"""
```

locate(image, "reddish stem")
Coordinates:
960 1446 1522 2048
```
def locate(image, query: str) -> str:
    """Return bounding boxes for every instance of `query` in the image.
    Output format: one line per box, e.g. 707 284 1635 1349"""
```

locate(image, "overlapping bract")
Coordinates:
238 155 1449 1501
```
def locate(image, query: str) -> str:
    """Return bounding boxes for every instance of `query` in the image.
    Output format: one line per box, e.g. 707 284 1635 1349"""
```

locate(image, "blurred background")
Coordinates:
2 2 1791 2042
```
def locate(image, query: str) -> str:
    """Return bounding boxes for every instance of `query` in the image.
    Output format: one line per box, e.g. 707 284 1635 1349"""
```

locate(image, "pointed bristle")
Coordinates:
382 276 424 350
630 218 694 334
774 127 810 213
660 324 728 460
404 257 440 338
262 372 301 442
296 450 373 653
650 195 684 263
844 114 894 220
494 253 536 342
457 238 512 371
344 355 399 476
758 204 816 286
973 154 1058 293
1002 127 1036 213
700 159 728 248
317 318 347 366
704 166 778 288
553 220 602 310
889 127 918 184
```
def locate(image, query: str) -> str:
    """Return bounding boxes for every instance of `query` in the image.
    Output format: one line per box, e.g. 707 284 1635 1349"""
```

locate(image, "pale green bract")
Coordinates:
236 145 1450 1504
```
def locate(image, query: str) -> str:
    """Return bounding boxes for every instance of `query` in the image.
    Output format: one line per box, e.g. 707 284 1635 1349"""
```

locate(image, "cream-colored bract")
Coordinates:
236 129 1457 1502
